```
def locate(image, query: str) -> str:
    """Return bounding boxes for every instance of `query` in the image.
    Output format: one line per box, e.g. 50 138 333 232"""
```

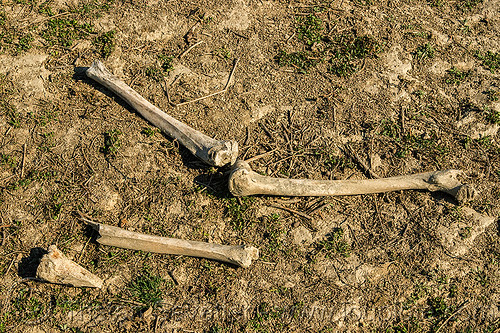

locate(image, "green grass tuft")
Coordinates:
459 0 483 10
379 119 400 138
485 89 499 102
396 133 448 161
0 153 16 168
426 297 453 319
129 269 164 308
445 67 469 84
158 54 174 72
474 50 500 73
6 107 22 128
414 43 435 60
145 53 174 81
275 50 322 74
297 14 323 46
225 197 254 231
263 214 283 254
314 228 351 258
276 17 380 77
101 129 121 156
42 18 94 48
93 30 115 58
215 47 231 59
486 110 500 124
329 35 380 77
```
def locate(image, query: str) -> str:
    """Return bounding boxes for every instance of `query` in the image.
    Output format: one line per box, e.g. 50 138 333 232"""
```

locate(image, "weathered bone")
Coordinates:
86 220 259 268
36 245 103 288
86 60 238 167
229 160 476 203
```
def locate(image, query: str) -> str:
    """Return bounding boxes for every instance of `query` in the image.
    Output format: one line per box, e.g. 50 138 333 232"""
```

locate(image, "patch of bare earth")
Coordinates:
0 0 498 332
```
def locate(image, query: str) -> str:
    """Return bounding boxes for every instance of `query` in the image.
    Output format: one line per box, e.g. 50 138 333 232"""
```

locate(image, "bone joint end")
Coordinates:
228 245 259 268
207 140 239 167
228 160 256 196
86 60 113 81
427 169 477 203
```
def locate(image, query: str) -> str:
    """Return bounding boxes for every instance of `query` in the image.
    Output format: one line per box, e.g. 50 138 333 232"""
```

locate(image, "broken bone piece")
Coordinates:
229 160 475 203
36 245 103 288
86 221 259 268
86 60 238 167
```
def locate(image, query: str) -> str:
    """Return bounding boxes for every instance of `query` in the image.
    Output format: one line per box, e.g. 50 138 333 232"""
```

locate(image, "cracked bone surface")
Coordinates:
86 60 238 167
229 160 475 203
87 221 259 268
36 245 103 288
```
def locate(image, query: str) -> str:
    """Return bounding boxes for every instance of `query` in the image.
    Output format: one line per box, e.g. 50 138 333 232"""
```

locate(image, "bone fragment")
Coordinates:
36 245 103 288
229 160 475 203
86 60 238 167
86 221 259 268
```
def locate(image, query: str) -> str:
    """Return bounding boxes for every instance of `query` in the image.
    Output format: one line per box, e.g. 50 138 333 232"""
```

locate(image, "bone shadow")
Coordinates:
193 170 234 199
18 247 48 278
73 66 214 171
429 191 463 206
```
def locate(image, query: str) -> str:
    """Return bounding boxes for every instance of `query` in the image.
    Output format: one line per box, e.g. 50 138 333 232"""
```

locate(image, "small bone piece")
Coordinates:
36 245 103 288
86 221 259 268
229 160 475 203
86 60 238 166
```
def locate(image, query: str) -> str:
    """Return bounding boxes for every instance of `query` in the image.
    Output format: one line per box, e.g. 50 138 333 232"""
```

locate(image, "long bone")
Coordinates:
86 60 238 167
85 220 259 268
228 160 475 203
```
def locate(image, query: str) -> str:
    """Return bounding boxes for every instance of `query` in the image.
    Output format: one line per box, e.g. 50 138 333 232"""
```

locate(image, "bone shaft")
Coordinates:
86 61 215 156
248 172 438 196
95 223 248 267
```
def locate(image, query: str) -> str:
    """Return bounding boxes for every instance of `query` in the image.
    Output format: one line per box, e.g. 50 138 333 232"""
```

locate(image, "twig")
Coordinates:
400 106 406 134
223 57 240 90
286 32 296 43
273 198 302 204
184 21 200 42
267 203 313 220
5 256 16 276
162 78 176 106
245 149 277 163
178 40 205 59
231 30 249 39
343 143 380 179
0 216 6 247
21 143 27 178
308 202 331 215
76 235 92 264
175 89 229 107
243 127 250 146
154 315 160 332
81 146 95 174
259 123 274 141
174 58 239 107
26 11 70 27
435 301 469 333
111 298 146 307
76 211 101 228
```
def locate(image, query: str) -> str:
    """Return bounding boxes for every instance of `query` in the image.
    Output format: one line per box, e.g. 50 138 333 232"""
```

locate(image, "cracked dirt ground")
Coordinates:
0 0 499 331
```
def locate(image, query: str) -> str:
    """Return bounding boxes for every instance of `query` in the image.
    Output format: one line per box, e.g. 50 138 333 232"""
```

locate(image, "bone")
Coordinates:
36 245 103 288
228 160 476 203
86 220 259 268
86 60 238 167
